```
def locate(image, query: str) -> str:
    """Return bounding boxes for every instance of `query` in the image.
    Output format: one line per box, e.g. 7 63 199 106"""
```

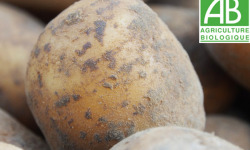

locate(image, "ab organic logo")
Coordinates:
200 0 250 43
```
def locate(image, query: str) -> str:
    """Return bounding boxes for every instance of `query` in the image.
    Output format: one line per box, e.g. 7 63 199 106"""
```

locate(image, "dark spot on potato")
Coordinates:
34 48 40 58
94 20 106 43
103 82 113 89
109 74 118 80
83 42 92 51
119 64 133 73
65 11 81 25
133 103 145 115
55 95 70 107
103 51 116 69
94 134 102 143
37 72 43 88
75 50 83 56
93 89 97 93
50 118 76 149
114 83 120 88
126 122 135 136
85 28 92 35
82 59 99 72
105 129 125 142
139 71 147 78
60 54 65 60
96 1 120 15
44 43 51 52
72 94 80 101
75 42 92 56
98 117 107 123
80 131 87 140
85 108 92 119
122 100 129 107
68 119 74 125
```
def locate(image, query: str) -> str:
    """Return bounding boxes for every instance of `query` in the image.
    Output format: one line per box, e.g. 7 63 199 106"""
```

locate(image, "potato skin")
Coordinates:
0 109 49 150
152 0 198 9
206 116 250 150
150 5 199 51
207 44 250 91
111 126 242 150
0 3 43 131
0 142 23 150
151 5 239 113
26 0 205 149
2 0 148 13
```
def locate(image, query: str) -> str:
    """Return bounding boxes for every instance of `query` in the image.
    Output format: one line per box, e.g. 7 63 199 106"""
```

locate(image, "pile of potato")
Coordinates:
0 0 249 150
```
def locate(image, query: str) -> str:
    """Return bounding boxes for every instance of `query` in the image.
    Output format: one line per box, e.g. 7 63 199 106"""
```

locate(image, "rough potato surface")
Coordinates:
26 0 205 149
206 116 250 150
151 5 238 113
0 3 43 131
151 5 199 51
111 127 243 150
0 109 49 150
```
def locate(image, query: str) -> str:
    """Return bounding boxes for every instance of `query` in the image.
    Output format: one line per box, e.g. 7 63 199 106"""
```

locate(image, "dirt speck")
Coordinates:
65 11 81 25
109 74 118 80
80 131 87 140
72 94 80 101
105 129 125 142
94 134 102 143
68 119 74 125
34 48 40 58
133 103 145 115
44 43 51 52
55 95 70 107
94 20 106 43
122 100 129 107
82 59 99 72
37 72 43 88
103 82 113 89
85 108 92 119
139 71 147 78
98 117 107 123
103 51 116 69
119 64 133 73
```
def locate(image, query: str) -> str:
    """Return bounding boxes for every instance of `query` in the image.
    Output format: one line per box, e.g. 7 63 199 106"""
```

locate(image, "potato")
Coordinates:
2 0 148 13
189 45 238 113
111 126 242 150
151 5 238 113
0 142 23 150
0 109 49 150
25 0 205 149
205 116 250 150
0 3 43 131
152 0 198 9
206 44 250 90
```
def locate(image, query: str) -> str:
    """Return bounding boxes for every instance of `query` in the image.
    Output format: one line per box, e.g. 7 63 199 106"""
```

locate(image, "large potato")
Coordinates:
26 0 205 149
2 0 148 14
0 3 43 131
151 5 238 113
111 126 242 150
205 116 250 150
207 44 250 90
0 109 49 150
